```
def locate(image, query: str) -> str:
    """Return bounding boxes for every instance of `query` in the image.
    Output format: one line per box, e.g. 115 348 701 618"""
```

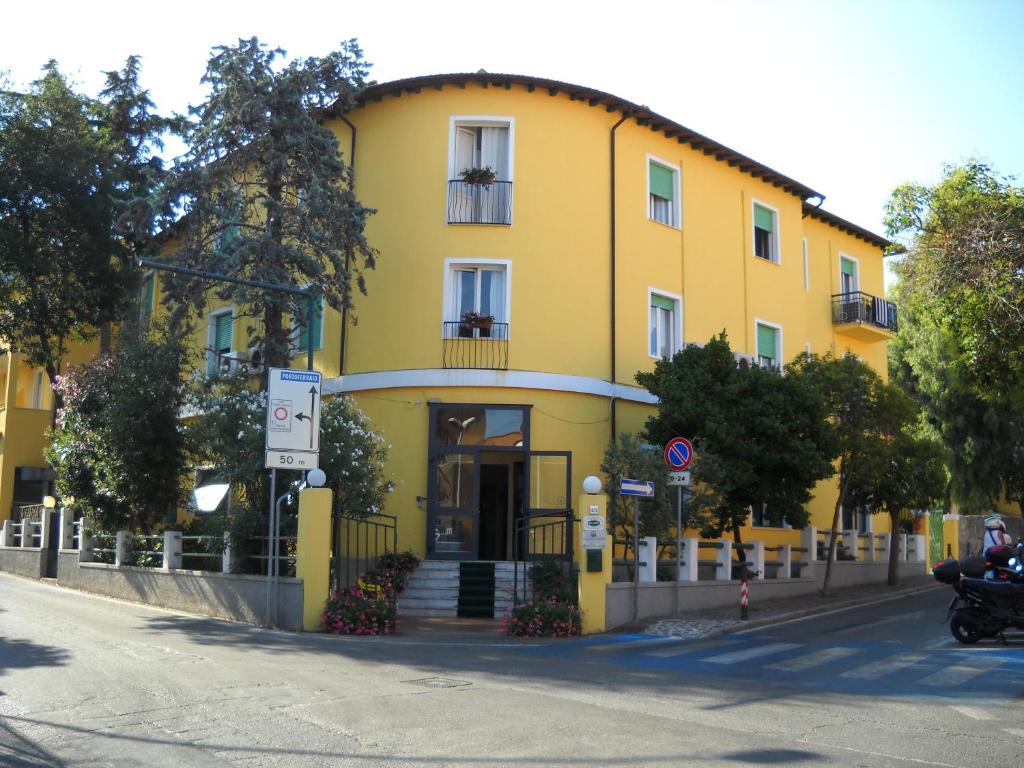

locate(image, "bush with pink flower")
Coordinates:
321 550 420 635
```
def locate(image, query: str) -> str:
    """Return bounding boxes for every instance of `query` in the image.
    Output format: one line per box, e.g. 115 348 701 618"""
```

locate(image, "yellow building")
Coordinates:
302 72 893 560
2 72 898 560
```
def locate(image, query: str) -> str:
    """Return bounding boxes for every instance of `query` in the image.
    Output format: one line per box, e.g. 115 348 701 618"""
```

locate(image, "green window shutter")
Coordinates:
840 258 856 276
651 295 675 311
757 324 777 359
754 205 774 232
214 314 233 351
649 162 675 201
142 275 155 316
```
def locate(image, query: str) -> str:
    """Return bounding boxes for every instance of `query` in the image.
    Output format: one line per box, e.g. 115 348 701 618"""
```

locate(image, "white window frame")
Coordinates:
838 252 860 294
751 199 781 264
646 154 682 229
442 258 513 338
290 294 326 358
447 116 515 181
754 317 783 369
647 288 683 360
802 238 809 291
206 306 235 375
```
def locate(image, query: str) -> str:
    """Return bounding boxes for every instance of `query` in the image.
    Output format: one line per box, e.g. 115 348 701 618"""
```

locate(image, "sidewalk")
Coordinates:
642 574 940 640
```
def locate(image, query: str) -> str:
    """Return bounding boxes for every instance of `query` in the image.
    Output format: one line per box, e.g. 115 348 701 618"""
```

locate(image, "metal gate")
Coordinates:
512 509 575 605
332 509 398 593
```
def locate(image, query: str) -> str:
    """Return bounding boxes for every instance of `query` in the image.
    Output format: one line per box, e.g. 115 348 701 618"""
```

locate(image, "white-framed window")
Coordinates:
755 319 782 370
802 238 809 291
839 253 859 294
443 259 511 336
291 296 325 357
448 116 514 225
647 155 681 228
751 504 790 529
648 289 682 359
752 200 780 263
206 308 234 375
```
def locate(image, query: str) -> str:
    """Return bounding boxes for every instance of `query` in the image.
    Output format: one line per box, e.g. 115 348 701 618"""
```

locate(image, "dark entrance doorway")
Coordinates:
478 460 524 561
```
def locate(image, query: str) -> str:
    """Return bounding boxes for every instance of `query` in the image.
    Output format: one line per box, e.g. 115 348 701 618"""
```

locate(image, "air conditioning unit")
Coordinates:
733 352 757 369
217 351 250 375
247 347 264 373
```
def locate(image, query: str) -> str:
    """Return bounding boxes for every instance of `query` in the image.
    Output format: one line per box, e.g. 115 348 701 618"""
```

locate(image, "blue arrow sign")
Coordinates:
619 478 655 497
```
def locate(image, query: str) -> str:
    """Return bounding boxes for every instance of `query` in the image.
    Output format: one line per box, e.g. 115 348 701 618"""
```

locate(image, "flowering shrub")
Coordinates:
322 587 397 635
322 550 420 635
504 598 582 638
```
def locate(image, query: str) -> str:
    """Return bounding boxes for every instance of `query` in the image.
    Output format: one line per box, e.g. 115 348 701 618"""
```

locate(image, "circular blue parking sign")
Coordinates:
664 437 693 470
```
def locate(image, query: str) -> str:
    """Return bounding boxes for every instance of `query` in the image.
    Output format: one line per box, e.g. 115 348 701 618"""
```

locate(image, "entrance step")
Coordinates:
398 560 530 620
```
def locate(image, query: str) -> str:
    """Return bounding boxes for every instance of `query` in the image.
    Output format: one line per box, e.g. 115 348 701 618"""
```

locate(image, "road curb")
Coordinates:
718 582 944 637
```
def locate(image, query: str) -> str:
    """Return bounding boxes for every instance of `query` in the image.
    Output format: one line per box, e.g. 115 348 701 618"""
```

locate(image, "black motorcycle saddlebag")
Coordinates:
960 556 987 578
933 558 961 584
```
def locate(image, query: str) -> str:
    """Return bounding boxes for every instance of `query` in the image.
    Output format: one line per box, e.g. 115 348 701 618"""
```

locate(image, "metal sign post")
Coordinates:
620 478 654 624
664 438 695 617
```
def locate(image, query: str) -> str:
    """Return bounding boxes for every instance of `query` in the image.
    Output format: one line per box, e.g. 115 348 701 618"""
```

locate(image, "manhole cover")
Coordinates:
402 677 471 689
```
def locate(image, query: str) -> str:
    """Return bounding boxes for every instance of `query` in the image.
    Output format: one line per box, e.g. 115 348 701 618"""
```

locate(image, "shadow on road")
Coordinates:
0 636 70 677
0 718 68 768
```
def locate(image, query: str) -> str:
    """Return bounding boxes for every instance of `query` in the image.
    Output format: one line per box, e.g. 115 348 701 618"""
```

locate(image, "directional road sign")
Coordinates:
619 478 655 497
265 368 322 468
664 437 694 470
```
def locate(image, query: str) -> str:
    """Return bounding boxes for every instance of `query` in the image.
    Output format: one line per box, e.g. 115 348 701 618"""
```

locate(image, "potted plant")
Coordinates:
460 311 495 331
459 166 497 187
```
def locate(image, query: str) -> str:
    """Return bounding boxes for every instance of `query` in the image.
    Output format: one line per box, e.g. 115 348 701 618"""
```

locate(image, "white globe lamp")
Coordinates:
582 475 602 495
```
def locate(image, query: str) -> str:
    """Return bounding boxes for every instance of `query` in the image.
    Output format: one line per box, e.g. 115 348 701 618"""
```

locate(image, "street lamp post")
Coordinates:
137 258 317 372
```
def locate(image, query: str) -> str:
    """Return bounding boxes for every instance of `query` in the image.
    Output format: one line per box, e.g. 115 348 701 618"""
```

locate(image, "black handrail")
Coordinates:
442 322 509 370
332 510 398 593
447 180 512 225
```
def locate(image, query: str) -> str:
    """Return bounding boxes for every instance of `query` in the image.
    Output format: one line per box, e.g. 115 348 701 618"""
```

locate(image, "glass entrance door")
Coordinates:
517 451 573 561
428 449 480 559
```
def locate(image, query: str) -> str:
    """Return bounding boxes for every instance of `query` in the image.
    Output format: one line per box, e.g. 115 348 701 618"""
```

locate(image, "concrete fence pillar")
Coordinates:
163 531 182 570
877 533 890 563
842 530 857 561
751 541 765 580
1 520 13 547
639 537 657 583
899 534 908 561
914 535 926 563
715 540 733 581
801 526 817 578
115 531 131 567
296 487 334 632
59 508 75 550
21 520 35 548
222 532 235 574
39 509 54 551
779 544 792 579
865 533 875 562
680 537 699 582
575 493 612 635
79 519 94 563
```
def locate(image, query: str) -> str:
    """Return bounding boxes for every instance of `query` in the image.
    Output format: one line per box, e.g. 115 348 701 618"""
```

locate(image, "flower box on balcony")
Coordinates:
459 166 497 187
460 311 494 331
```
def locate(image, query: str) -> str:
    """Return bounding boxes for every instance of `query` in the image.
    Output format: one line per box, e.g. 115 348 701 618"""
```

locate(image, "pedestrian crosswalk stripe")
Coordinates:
704 642 801 665
921 657 1003 687
586 637 680 653
766 646 860 672
643 639 728 658
840 654 925 680
949 705 995 720
1003 728 1024 738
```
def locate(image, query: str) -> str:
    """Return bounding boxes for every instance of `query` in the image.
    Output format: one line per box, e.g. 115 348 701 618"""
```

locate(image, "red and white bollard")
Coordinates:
740 577 749 620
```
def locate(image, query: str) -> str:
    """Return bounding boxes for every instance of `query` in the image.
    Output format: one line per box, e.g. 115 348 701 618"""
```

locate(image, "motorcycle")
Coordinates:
932 544 1024 644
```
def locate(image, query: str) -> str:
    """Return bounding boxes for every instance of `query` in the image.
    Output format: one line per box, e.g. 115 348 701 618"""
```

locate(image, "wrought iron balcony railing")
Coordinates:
447 180 512 225
831 291 898 333
442 321 509 370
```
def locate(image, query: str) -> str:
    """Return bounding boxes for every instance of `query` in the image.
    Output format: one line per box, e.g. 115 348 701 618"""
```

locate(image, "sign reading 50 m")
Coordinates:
265 368 322 454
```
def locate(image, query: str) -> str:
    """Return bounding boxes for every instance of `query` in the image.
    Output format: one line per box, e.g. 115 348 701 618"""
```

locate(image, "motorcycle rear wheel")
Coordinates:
950 614 983 644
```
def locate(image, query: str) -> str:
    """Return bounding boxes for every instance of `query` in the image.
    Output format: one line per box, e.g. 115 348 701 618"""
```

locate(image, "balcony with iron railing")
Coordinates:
831 291 898 341
447 180 512 225
442 321 509 370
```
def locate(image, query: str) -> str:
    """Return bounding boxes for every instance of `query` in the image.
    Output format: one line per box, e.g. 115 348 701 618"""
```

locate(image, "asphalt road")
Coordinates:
1 573 1023 767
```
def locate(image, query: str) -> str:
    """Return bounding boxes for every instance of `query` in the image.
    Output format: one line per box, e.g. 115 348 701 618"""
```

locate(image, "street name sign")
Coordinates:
265 368 322 469
619 479 655 497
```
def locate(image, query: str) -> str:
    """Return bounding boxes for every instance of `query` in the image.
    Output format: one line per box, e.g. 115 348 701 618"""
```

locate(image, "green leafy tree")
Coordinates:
0 62 130 405
160 37 377 370
45 330 189 533
847 428 946 585
885 161 1024 395
638 334 836 568
790 353 915 595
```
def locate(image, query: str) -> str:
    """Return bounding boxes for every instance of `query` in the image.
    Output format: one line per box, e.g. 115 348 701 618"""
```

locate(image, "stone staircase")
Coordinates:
398 561 526 619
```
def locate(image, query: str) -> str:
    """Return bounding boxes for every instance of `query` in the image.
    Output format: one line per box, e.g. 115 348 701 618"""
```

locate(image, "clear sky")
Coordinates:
3 0 1022 248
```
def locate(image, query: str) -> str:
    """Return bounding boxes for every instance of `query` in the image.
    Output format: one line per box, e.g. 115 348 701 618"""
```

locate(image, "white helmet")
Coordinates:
984 513 1006 531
